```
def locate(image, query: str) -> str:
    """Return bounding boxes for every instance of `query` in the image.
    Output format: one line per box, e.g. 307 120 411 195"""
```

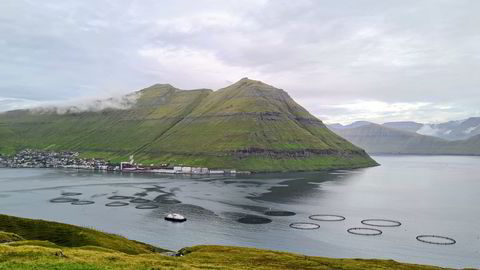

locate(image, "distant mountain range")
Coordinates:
0 78 377 172
328 121 480 155
330 118 480 141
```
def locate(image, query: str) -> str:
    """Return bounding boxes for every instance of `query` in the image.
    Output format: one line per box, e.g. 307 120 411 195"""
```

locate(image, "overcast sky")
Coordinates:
1 0 479 124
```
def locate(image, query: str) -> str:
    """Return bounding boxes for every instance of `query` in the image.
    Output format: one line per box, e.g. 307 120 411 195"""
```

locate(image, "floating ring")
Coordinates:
309 214 345 221
264 211 296 216
105 201 129 207
361 219 401 227
50 197 79 203
347 227 382 236
61 192 82 196
108 195 134 200
416 235 456 245
71 200 95 205
289 222 320 230
135 204 160 209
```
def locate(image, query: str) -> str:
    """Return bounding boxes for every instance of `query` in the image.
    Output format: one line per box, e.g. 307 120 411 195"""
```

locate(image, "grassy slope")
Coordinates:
0 79 377 171
0 215 446 270
0 214 166 255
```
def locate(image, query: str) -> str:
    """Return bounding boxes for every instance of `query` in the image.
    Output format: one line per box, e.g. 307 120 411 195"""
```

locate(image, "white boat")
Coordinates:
164 213 187 222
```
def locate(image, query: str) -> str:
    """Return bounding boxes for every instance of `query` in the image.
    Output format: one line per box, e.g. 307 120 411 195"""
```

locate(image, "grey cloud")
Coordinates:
0 0 479 124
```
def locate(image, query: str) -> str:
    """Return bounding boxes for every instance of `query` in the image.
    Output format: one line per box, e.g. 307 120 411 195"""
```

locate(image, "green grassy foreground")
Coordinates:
0 214 447 270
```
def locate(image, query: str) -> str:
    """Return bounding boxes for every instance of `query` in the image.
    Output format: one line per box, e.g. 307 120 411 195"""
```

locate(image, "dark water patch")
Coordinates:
108 195 134 200
237 215 272 224
264 210 296 216
217 201 269 213
50 197 79 203
153 194 181 204
169 187 181 193
134 192 148 197
309 214 345 221
246 173 349 203
170 204 217 216
105 201 129 207
143 186 165 193
130 198 152 203
61 192 82 196
160 199 182 204
71 200 95 205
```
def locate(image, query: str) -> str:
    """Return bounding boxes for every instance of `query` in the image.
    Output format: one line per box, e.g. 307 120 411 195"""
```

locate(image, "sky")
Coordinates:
1 0 479 124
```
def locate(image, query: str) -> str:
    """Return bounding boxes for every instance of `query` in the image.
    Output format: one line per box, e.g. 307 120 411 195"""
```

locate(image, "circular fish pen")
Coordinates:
361 219 401 227
289 222 320 230
50 197 79 203
71 200 95 205
135 204 160 209
105 201 129 207
309 214 346 222
347 227 382 236
237 215 272 224
61 192 82 196
108 195 134 200
264 211 296 216
416 235 456 245
130 198 152 203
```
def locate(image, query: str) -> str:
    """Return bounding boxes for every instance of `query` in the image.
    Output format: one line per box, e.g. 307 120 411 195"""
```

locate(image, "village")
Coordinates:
0 149 245 175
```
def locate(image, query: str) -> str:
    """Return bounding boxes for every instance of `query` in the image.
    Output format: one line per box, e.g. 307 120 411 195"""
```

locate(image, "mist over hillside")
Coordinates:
0 78 376 172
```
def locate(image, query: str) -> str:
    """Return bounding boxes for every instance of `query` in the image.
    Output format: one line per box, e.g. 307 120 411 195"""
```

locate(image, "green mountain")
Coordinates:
0 78 376 172
330 123 480 155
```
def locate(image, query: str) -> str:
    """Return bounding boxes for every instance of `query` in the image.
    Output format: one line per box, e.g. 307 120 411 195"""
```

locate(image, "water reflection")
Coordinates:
244 171 360 203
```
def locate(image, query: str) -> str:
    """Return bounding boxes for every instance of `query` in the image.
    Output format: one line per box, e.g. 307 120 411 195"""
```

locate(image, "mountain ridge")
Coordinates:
328 117 480 141
329 122 480 155
0 78 377 172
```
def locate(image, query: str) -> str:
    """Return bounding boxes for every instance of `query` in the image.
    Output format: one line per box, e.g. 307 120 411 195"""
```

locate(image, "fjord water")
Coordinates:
0 155 478 268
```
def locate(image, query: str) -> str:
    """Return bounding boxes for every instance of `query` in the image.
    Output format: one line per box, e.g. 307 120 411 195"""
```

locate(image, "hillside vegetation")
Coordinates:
0 78 376 172
0 214 446 270
0 214 166 254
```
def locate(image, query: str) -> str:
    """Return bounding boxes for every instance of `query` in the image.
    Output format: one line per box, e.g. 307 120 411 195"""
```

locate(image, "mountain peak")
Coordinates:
138 83 177 93
229 77 276 89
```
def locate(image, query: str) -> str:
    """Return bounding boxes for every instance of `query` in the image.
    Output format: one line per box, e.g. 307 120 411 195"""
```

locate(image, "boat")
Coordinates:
164 213 187 222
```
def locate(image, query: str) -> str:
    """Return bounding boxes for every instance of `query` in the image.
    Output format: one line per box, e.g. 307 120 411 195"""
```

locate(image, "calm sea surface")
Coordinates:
0 155 479 268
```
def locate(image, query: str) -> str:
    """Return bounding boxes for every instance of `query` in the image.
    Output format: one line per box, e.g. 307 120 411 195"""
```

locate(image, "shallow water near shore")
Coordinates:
0 155 479 268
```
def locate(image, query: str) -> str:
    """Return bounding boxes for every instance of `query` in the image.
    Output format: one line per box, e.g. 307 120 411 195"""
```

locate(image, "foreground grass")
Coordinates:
0 214 166 254
0 214 447 270
0 244 446 270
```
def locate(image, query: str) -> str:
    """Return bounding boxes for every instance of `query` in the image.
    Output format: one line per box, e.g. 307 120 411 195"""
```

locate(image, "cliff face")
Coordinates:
0 78 376 172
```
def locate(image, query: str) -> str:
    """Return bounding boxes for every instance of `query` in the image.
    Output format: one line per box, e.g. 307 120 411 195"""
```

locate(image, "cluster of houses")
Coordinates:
0 149 109 170
0 150 247 175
